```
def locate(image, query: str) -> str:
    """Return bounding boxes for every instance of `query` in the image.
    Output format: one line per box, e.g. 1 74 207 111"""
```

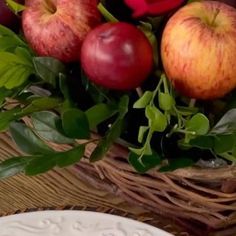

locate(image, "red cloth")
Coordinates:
124 0 185 17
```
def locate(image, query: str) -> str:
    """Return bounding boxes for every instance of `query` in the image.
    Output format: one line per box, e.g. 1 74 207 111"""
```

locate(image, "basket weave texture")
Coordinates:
45 132 236 232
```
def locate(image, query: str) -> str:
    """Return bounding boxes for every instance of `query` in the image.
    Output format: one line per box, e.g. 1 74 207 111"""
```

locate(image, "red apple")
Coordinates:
81 22 153 90
0 0 23 29
207 0 236 8
161 1 236 100
22 0 101 62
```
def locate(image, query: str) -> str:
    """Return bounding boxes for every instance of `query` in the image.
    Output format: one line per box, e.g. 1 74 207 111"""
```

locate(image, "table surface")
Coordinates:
1 132 236 236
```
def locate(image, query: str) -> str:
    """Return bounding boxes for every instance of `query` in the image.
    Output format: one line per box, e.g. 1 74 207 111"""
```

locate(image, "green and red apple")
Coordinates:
22 0 101 62
161 1 236 100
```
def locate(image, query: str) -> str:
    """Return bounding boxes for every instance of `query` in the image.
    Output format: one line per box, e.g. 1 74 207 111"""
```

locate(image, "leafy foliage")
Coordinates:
0 3 236 179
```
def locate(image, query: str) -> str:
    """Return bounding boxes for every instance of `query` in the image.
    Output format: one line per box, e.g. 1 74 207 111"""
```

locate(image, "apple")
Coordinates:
81 22 153 90
0 0 23 30
207 0 236 8
22 0 101 63
161 1 236 100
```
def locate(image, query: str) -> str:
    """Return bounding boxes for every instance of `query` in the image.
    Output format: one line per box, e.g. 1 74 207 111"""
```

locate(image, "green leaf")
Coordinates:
128 147 143 155
214 134 236 154
0 157 29 179
33 57 66 87
62 108 90 139
189 135 215 149
85 103 117 129
175 106 198 116
0 87 13 105
90 96 129 162
59 73 71 101
0 24 18 37
0 107 21 131
118 95 129 117
133 91 153 109
145 105 167 132
128 151 161 173
25 155 56 176
31 111 74 144
138 126 149 143
25 144 85 175
6 0 25 13
211 109 236 134
0 37 24 51
158 92 174 111
186 113 209 135
9 122 54 155
159 158 194 172
20 97 61 116
90 119 123 162
14 47 33 64
56 145 85 167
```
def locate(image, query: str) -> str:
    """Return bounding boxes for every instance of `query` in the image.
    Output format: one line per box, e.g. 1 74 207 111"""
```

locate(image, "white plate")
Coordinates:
0 210 174 236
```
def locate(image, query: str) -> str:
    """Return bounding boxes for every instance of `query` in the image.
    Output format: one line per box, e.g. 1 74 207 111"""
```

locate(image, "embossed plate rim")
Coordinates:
0 210 173 236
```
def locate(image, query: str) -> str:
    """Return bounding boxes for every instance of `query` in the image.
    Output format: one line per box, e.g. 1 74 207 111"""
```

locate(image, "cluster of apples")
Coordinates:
1 0 236 100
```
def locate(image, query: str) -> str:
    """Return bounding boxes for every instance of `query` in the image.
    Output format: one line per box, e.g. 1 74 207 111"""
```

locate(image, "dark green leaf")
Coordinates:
33 57 65 87
90 96 129 162
0 87 12 105
59 73 71 101
211 109 236 134
189 135 215 149
133 91 153 109
9 122 53 155
25 155 56 176
128 151 161 173
214 134 236 154
20 97 61 116
62 108 90 139
56 145 85 167
90 119 123 162
0 157 29 178
85 103 117 129
159 158 194 172
31 111 74 144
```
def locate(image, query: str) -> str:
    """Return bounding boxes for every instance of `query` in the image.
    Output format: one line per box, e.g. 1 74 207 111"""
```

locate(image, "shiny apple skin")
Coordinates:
81 22 153 90
22 0 101 62
161 1 236 100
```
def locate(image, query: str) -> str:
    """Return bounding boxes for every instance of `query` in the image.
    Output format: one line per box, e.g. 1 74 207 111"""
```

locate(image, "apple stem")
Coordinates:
189 98 196 108
210 8 220 27
136 87 143 97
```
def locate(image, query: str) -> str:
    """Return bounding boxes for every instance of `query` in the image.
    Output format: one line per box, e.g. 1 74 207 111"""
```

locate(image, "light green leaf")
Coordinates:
186 113 209 135
133 91 153 109
0 107 21 131
158 92 175 111
145 105 167 132
6 0 25 13
138 126 149 143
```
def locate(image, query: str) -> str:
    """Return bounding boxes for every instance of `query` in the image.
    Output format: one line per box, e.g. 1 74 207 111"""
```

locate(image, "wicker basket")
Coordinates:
35 129 236 235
